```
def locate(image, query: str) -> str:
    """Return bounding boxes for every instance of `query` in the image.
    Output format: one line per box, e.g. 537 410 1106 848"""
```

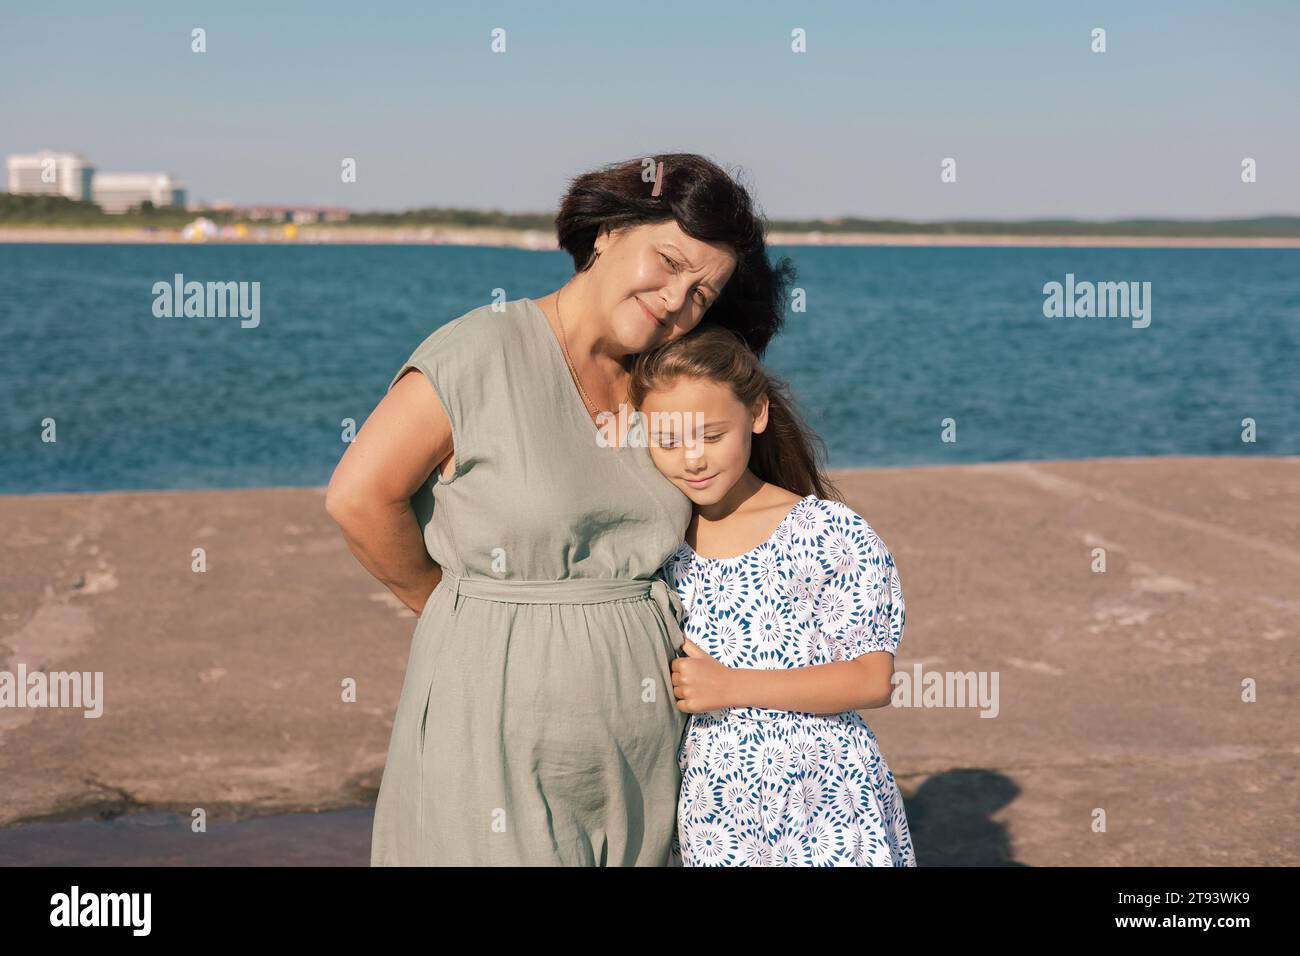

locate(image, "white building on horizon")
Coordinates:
92 172 187 213
6 150 95 201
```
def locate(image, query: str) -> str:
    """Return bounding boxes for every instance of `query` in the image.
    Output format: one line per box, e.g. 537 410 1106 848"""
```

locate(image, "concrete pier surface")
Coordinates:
2 455 1296 865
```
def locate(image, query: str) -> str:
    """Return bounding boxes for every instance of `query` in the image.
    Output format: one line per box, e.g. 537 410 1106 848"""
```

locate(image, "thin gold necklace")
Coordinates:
555 285 628 421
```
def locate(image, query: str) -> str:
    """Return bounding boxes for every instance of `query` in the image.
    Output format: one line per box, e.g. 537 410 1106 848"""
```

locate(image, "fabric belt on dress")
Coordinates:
437 570 687 655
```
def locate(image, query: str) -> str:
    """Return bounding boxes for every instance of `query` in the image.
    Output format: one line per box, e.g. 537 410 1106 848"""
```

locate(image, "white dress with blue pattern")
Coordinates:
664 494 916 866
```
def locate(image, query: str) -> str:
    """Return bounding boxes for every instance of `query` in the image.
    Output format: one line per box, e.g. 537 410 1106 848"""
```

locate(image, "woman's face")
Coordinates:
591 221 737 356
638 376 768 506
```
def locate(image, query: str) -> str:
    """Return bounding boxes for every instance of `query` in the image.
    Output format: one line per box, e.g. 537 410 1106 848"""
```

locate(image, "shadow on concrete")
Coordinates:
904 768 1028 866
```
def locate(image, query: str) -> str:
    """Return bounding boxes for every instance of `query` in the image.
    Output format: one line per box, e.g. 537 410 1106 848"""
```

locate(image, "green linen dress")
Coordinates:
369 296 693 866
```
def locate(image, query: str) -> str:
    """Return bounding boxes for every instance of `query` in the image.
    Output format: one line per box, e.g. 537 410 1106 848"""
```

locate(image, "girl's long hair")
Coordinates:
629 325 843 502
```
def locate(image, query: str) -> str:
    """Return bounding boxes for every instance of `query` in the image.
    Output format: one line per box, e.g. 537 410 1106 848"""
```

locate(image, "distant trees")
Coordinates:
1 191 1297 237
0 192 217 225
0 192 110 223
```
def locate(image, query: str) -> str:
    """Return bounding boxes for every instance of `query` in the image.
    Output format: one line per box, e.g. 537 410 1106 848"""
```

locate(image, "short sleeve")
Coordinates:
387 307 497 485
811 502 905 660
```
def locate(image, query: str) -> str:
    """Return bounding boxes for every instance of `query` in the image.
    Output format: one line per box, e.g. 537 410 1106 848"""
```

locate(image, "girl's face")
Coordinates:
639 376 769 506
590 221 737 356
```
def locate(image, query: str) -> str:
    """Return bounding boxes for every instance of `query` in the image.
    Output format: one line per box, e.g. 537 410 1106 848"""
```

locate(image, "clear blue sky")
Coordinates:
2 0 1296 219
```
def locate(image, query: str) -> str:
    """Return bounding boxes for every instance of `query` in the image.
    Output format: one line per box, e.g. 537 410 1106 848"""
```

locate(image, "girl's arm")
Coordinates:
673 642 894 715
730 652 895 713
673 506 905 716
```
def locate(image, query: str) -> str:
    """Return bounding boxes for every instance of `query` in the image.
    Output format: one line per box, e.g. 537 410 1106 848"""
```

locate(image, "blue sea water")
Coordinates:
0 243 1296 494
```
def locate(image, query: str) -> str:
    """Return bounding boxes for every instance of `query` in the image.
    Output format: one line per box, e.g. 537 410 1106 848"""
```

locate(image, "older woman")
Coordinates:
326 153 794 866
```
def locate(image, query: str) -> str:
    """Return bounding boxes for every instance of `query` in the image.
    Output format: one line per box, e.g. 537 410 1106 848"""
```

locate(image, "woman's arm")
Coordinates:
324 369 453 615
672 643 896 715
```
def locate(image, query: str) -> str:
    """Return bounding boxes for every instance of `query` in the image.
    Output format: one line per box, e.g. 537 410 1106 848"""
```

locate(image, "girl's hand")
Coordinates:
670 639 737 714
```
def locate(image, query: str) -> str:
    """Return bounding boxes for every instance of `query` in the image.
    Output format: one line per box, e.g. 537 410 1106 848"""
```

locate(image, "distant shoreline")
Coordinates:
2 225 1299 249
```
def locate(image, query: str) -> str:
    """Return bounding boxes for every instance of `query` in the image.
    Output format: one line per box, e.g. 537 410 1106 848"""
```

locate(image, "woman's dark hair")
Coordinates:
554 152 796 359
628 325 843 502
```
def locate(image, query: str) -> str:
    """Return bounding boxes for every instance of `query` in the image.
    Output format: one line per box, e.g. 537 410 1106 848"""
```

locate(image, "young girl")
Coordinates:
629 325 916 867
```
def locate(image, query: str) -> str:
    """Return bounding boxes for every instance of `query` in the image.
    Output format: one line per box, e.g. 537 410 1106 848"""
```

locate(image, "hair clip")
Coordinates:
650 160 665 198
